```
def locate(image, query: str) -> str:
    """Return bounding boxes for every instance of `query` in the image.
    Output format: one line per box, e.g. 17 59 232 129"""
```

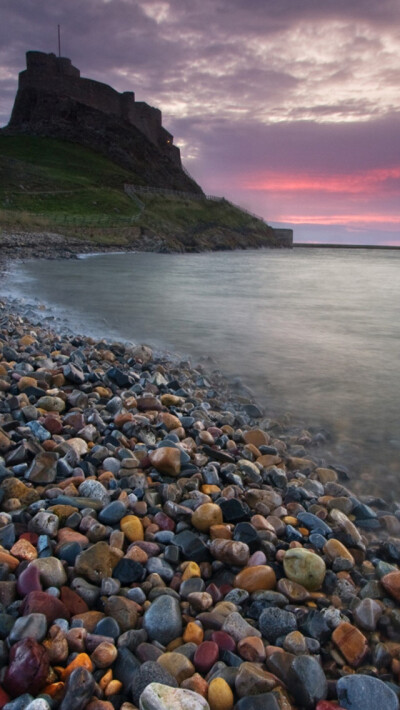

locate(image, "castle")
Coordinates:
9 51 181 166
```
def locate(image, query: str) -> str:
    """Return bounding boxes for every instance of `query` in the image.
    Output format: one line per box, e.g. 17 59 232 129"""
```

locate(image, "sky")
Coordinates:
1 0 400 245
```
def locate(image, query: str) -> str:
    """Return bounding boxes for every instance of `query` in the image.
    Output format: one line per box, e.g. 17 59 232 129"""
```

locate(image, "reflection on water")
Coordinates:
4 247 400 497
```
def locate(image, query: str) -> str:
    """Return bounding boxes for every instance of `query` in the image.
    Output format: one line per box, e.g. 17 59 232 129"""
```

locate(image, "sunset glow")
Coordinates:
0 0 400 244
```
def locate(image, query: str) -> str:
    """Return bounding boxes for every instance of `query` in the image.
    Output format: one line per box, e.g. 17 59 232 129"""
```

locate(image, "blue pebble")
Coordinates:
309 533 327 549
26 421 51 442
286 524 304 542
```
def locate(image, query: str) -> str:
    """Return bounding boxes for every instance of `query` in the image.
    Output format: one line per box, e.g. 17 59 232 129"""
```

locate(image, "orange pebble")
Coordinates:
60 653 93 681
201 485 220 495
209 525 232 540
183 621 204 645
105 680 123 696
0 550 20 571
42 683 65 701
99 669 113 691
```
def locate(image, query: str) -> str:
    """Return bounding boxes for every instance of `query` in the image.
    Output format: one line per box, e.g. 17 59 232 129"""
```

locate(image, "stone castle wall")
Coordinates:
13 51 180 164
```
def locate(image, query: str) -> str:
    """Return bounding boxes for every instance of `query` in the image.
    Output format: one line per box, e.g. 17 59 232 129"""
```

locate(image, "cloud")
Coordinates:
0 0 399 243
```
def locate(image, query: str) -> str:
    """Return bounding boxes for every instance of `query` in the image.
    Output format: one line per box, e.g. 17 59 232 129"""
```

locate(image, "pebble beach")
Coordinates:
0 280 399 710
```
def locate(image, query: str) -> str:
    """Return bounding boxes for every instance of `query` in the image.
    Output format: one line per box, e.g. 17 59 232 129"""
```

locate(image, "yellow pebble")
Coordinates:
283 516 298 525
208 677 234 710
181 561 201 580
120 515 144 542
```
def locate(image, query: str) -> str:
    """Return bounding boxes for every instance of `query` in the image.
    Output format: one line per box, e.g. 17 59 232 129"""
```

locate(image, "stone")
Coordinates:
130 662 178 706
37 395 65 412
59 667 95 710
98 500 127 524
23 591 70 624
143 595 182 646
222 612 261 643
121 515 144 542
25 452 58 483
149 448 181 476
74 542 121 583
276 578 309 602
337 674 399 710
16 565 42 596
28 511 59 537
287 655 328 709
10 538 37 562
237 636 266 662
104 596 138 632
235 662 278 697
207 677 234 710
243 429 269 448
381 571 400 601
79 480 109 501
259 607 297 642
353 598 383 631
235 694 280 710
283 548 326 591
332 622 368 667
209 539 250 566
8 613 47 644
91 641 118 668
29 557 67 587
192 504 223 532
193 641 219 673
1 478 39 506
3 638 49 697
323 538 355 564
139 683 210 710
234 565 276 593
157 652 195 683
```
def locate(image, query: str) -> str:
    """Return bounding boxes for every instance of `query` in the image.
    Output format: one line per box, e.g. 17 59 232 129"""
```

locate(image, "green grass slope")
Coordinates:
0 135 278 250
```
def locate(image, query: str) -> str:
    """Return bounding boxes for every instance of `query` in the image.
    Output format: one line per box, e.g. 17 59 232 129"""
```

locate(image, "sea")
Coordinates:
3 247 400 498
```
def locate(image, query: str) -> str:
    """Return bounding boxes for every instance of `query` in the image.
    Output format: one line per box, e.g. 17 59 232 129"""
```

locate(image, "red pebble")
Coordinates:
3 638 49 697
194 641 220 673
210 631 236 652
19 532 38 545
22 591 70 623
153 512 175 531
206 584 223 604
0 686 10 709
316 703 346 710
42 415 63 434
60 586 89 615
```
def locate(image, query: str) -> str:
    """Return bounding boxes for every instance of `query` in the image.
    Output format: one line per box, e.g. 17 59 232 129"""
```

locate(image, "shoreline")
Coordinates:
0 296 398 709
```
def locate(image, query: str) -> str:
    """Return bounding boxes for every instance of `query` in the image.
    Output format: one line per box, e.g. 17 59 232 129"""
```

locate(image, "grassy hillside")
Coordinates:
0 134 277 250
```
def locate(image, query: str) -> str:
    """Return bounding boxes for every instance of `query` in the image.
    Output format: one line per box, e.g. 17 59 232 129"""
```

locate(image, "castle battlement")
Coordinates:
11 51 180 165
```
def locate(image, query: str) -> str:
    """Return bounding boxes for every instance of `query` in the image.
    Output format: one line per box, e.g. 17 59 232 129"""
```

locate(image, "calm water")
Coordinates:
4 247 400 497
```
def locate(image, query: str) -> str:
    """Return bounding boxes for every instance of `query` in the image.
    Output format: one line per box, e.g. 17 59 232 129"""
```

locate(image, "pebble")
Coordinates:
287 655 328 709
0 305 399 710
283 547 326 590
143 595 182 645
337 674 399 710
130 663 178 706
139 683 210 710
259 607 297 642
234 565 276 592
